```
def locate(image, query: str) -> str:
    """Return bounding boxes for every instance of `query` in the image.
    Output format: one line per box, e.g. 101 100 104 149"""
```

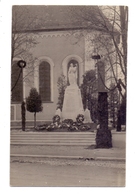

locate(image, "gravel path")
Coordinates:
11 145 126 158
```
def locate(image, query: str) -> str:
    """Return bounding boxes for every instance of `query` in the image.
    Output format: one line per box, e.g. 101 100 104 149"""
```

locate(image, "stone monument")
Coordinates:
62 63 84 121
84 108 92 123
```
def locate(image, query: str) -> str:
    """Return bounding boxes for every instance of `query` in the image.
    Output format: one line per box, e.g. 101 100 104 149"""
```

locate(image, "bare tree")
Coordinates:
11 6 50 89
12 6 38 62
11 6 37 92
67 6 127 139
68 6 128 100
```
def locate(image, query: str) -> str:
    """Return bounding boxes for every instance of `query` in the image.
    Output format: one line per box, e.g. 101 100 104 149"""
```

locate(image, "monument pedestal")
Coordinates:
84 108 92 123
62 84 84 121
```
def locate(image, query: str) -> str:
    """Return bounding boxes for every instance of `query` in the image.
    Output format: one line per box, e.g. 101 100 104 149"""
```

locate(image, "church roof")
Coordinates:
12 5 117 34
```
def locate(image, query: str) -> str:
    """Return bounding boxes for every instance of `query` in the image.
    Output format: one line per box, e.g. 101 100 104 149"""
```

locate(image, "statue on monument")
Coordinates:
68 63 77 86
55 61 93 123
62 61 84 121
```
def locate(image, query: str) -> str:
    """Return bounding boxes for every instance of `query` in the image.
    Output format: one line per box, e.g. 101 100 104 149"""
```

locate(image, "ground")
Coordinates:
10 130 126 187
10 158 125 187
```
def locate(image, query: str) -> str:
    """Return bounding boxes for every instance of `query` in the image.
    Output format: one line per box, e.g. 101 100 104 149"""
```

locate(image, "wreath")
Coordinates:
76 114 84 124
63 119 73 125
52 115 60 123
61 119 73 129
79 124 91 131
46 123 55 131
68 122 79 131
17 60 26 68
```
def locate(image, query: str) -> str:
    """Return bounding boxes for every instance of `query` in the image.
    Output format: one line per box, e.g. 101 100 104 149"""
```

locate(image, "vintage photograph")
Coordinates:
10 5 127 187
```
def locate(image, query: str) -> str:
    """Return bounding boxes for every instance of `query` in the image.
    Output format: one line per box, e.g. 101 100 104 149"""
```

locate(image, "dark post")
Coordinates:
116 81 122 131
21 101 26 131
117 109 121 132
96 60 112 148
11 60 26 92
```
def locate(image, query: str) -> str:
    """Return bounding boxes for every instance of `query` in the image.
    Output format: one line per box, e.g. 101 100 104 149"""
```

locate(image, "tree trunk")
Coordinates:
117 109 121 132
96 92 112 148
34 112 36 129
21 101 26 131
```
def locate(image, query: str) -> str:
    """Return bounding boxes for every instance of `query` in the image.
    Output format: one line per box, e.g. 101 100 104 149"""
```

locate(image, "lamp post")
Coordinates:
11 60 26 92
11 60 26 131
91 54 112 148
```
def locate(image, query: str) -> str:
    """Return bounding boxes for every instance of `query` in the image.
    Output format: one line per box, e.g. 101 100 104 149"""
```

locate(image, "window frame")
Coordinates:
39 61 51 102
34 56 54 103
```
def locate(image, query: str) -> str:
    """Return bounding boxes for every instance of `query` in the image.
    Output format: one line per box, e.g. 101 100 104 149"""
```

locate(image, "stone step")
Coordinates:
11 138 94 142
11 140 95 146
10 137 95 141
11 132 95 137
11 135 95 139
11 131 95 134
10 132 95 137
11 136 96 141
10 132 96 146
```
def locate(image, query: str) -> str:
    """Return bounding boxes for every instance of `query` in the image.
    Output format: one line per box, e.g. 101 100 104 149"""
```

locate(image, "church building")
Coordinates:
11 6 113 126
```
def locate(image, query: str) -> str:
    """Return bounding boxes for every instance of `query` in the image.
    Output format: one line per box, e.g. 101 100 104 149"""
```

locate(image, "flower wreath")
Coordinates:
76 114 84 124
52 115 60 123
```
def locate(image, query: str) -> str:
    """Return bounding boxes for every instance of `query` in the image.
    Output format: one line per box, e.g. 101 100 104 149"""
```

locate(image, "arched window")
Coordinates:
11 61 23 102
67 59 79 85
39 61 51 102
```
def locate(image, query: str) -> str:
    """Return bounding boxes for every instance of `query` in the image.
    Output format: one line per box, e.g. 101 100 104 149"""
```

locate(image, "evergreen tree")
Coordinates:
80 70 98 122
26 88 43 129
57 74 67 110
